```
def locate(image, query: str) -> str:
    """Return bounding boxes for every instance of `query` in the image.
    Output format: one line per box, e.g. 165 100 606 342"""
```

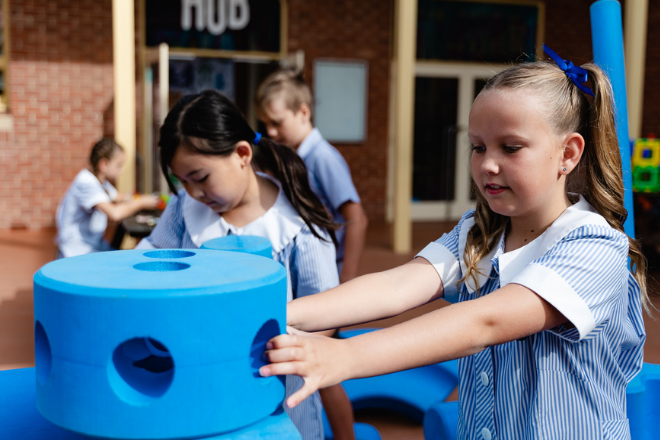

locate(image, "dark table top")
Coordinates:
121 209 162 238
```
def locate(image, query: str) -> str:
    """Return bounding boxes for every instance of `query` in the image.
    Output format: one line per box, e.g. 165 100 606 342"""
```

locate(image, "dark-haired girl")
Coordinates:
136 90 338 440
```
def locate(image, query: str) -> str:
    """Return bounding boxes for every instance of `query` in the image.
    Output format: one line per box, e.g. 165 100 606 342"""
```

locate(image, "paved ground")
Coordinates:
2 222 659 440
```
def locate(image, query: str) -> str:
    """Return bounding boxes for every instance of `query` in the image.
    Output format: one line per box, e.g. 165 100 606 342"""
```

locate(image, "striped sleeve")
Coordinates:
289 225 339 299
510 225 629 341
136 192 187 249
415 210 472 302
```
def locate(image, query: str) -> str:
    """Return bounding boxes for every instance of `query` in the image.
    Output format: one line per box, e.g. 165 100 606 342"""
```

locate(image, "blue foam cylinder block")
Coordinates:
590 0 635 237
33 249 288 439
0 367 301 440
201 235 273 259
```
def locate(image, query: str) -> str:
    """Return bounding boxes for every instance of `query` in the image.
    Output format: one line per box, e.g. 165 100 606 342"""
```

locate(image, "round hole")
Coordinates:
35 321 52 385
133 262 190 272
109 337 174 405
143 250 195 259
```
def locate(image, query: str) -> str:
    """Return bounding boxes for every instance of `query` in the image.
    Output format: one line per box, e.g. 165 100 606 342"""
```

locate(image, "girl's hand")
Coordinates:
260 327 350 408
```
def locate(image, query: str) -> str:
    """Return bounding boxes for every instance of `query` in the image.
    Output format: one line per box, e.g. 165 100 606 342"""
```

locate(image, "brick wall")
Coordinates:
0 0 114 229
287 0 393 222
1 0 656 229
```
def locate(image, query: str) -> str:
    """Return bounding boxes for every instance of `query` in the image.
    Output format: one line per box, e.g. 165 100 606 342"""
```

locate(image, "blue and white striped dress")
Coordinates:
136 178 338 440
417 196 645 440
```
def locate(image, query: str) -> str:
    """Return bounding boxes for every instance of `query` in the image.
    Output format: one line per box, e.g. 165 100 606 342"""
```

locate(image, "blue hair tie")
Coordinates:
543 44 595 97
253 132 262 145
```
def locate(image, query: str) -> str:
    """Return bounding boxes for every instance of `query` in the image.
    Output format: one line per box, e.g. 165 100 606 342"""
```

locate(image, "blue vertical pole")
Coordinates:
590 0 635 237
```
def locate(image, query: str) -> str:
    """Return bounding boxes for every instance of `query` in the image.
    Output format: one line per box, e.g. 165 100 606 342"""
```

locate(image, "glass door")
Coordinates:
411 62 506 221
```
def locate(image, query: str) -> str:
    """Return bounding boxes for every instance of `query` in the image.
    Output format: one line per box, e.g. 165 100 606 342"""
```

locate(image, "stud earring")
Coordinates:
563 167 567 172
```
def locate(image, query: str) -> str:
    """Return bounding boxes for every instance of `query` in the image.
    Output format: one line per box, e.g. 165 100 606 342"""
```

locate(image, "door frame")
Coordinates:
408 61 508 221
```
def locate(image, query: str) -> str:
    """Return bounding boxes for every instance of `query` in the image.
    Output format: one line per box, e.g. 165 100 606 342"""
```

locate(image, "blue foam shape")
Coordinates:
590 0 635 237
423 400 458 440
201 235 273 259
0 368 301 440
337 329 459 422
321 415 381 440
33 249 288 439
626 362 660 440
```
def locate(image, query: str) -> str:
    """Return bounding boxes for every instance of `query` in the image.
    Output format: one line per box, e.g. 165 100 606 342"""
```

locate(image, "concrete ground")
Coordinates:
1 222 659 440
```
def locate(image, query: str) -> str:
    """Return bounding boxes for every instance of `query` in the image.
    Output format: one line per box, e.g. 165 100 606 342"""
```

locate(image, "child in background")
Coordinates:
56 138 159 258
256 69 367 440
135 90 339 440
256 69 368 284
261 48 648 439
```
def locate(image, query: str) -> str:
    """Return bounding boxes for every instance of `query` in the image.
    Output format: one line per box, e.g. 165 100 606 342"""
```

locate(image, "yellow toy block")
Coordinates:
632 138 660 168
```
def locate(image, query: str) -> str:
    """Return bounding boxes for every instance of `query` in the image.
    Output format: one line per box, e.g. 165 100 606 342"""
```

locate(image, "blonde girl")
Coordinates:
261 47 647 439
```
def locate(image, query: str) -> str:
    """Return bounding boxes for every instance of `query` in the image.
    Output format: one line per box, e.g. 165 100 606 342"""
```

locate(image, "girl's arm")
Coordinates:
263 282 567 408
289 257 445 332
96 195 159 222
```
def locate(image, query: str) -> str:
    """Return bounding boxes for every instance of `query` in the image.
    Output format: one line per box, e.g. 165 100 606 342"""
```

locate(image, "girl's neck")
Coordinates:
91 168 106 184
221 172 279 228
504 193 572 252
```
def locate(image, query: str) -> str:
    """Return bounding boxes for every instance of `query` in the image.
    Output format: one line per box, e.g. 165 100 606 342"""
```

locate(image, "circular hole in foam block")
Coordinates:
143 250 196 259
133 261 190 272
109 337 175 405
35 321 52 385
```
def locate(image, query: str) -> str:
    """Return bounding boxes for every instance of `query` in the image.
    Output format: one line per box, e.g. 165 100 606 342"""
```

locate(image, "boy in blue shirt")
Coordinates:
257 69 368 440
256 69 368 283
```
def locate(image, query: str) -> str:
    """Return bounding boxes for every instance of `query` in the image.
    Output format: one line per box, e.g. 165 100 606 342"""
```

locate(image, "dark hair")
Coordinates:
158 89 338 244
90 138 123 176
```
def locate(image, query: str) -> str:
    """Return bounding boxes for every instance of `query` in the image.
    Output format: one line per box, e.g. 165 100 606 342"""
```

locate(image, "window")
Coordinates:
417 0 543 63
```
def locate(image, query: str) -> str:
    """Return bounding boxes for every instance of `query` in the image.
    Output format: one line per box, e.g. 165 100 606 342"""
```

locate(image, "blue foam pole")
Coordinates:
590 0 635 237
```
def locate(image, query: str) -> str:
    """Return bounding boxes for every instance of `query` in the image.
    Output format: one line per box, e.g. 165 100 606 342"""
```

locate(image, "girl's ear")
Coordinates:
560 132 585 175
235 141 253 169
97 157 109 174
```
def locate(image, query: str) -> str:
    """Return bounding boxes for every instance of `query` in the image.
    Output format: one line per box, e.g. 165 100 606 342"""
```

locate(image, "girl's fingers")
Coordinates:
259 360 305 377
285 381 318 409
265 346 305 363
265 333 301 350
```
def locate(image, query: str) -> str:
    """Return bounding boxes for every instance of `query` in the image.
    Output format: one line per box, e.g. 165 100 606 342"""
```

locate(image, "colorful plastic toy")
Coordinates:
633 166 660 193
32 248 295 439
632 138 660 169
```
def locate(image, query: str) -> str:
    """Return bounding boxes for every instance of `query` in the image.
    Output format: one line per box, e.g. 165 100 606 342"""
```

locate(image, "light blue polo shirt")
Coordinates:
297 128 361 265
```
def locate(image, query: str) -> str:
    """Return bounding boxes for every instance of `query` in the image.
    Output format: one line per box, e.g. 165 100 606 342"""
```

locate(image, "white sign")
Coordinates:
181 0 250 36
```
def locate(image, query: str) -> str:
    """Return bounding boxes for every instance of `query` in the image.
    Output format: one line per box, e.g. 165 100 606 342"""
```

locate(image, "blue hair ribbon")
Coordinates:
253 132 262 145
542 44 595 97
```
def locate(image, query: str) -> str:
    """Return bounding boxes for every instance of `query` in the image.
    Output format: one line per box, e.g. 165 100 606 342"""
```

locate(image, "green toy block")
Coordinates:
633 166 660 193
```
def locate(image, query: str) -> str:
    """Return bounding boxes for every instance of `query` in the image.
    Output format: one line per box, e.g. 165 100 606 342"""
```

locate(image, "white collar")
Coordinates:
182 173 305 253
296 128 323 159
457 196 610 294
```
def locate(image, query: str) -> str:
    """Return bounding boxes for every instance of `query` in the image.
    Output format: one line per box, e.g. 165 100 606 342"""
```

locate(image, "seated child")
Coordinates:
56 138 159 258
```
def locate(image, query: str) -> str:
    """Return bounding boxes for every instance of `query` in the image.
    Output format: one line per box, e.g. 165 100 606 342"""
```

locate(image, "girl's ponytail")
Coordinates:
158 89 338 245
580 64 649 310
463 60 648 310
252 137 338 245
